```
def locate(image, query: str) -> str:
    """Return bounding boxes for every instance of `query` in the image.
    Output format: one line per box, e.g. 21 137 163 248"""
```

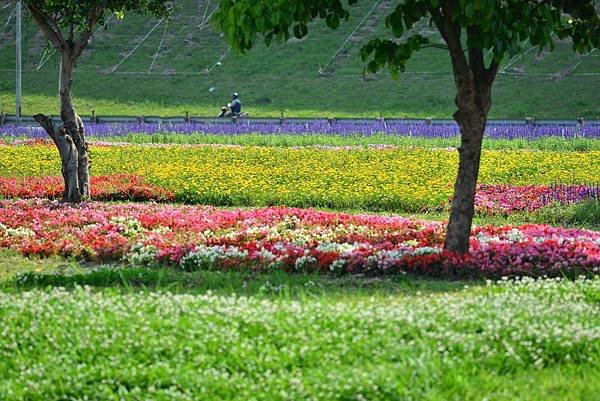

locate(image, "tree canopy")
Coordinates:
25 0 173 55
215 0 599 76
360 0 599 78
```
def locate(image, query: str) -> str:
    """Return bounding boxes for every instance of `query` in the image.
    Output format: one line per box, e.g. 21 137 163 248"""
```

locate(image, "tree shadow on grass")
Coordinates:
0 251 474 298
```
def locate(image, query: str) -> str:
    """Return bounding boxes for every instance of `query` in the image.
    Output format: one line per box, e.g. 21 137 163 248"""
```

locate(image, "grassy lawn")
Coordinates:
1 250 599 400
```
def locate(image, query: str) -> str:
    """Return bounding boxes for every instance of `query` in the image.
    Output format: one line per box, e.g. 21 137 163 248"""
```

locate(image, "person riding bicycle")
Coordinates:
218 92 242 118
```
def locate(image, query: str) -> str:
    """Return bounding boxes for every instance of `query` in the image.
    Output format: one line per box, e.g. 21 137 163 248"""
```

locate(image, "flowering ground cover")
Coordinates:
475 184 600 215
0 277 598 400
1 142 598 211
0 175 173 202
1 199 598 278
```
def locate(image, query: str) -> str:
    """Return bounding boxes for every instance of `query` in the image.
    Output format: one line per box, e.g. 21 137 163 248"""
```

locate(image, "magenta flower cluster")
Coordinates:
475 184 599 215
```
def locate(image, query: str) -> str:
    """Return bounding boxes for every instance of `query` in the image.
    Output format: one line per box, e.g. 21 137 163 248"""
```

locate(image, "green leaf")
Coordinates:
325 14 340 29
367 60 379 73
271 10 280 25
209 0 600 86
465 3 474 19
386 10 404 38
293 23 307 39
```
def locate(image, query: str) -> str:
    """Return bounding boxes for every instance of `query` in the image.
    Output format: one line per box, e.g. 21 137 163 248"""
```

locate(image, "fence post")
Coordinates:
185 111 190 123
576 116 584 138
0 111 4 126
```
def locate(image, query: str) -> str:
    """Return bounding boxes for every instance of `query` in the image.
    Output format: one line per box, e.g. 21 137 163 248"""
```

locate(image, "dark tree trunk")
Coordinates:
444 107 486 253
432 8 498 254
442 62 494 254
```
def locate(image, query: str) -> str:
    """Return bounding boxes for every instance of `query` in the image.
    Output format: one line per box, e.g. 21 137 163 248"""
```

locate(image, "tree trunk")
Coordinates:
444 108 486 253
33 114 79 202
59 51 90 200
33 51 90 203
433 8 498 254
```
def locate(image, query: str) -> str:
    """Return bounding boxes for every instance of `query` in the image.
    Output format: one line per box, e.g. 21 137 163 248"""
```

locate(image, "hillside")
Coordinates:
0 0 599 119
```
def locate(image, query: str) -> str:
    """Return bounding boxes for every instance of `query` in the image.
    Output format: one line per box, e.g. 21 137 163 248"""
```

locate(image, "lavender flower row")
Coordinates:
2 120 599 139
542 183 600 205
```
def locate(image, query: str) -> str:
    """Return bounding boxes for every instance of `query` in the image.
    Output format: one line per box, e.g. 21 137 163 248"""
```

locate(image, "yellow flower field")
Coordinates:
1 144 598 211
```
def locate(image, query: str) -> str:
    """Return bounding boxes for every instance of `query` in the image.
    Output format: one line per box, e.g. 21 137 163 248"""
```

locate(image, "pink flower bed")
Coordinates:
474 184 599 215
1 199 598 278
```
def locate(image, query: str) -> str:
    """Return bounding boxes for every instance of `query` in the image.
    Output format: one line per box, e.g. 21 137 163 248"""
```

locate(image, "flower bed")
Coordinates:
475 184 600 215
1 143 598 211
0 175 173 202
1 200 598 278
2 120 600 139
1 173 597 216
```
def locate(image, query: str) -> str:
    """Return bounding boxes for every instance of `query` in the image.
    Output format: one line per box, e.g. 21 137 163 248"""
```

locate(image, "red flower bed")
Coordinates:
0 175 173 202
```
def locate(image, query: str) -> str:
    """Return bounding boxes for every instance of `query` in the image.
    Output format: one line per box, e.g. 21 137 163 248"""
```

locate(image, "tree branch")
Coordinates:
485 58 499 85
467 28 486 88
69 23 74 44
431 8 448 45
25 2 65 49
420 43 450 51
73 5 104 58
33 113 59 148
436 0 476 114
439 1 470 76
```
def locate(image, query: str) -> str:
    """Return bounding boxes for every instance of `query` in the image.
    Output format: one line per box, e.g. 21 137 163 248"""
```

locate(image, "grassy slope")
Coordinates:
1 251 599 400
0 0 599 118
